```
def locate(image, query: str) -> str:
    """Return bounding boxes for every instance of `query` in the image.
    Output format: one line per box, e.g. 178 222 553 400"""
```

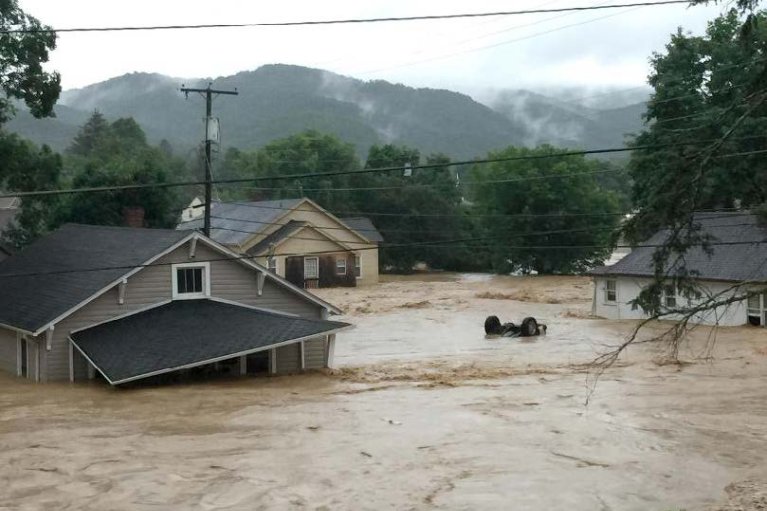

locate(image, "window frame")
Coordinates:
171 262 211 300
354 254 362 278
304 256 319 280
662 283 677 309
336 256 347 276
604 279 617 304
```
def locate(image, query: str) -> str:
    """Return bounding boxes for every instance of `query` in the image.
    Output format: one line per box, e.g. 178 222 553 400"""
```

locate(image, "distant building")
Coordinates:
0 224 347 385
178 198 382 288
589 212 767 327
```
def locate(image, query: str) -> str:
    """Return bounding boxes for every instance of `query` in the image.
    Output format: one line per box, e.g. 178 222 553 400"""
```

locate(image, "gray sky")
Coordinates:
19 0 727 95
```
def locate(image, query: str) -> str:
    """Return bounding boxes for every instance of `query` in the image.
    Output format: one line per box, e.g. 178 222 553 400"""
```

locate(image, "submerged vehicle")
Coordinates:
484 315 547 337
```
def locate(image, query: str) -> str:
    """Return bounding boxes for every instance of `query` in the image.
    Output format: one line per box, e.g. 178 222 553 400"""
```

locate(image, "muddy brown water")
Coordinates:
2 274 766 510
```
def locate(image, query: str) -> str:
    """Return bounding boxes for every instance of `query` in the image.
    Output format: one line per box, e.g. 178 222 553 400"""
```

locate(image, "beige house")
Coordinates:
178 198 382 288
0 224 348 385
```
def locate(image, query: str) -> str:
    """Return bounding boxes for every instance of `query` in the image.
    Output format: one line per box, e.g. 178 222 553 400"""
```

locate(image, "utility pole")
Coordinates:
181 83 238 236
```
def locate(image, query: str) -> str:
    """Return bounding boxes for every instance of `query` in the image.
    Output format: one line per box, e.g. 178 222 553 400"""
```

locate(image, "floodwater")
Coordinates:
2 274 767 510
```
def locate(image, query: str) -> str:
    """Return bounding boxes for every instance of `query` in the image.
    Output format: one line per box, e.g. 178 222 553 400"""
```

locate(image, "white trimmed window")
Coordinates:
604 279 616 303
354 254 361 278
662 283 677 309
172 262 210 299
336 257 347 276
304 257 319 279
267 256 277 274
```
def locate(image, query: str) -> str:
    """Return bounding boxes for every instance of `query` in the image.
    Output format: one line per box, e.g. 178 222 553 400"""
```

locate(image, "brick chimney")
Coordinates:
122 206 145 228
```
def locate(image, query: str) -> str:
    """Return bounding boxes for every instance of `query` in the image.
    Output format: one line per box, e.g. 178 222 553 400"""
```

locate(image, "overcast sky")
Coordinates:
19 0 727 96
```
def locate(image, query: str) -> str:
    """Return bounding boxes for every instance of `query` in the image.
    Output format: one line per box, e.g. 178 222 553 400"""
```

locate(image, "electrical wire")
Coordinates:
4 137 763 200
1 235 764 280
0 1 689 35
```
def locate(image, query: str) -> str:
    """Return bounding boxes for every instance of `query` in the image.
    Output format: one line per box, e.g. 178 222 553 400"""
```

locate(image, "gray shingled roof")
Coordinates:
341 217 384 243
589 212 767 282
177 199 304 246
0 224 190 333
70 299 349 385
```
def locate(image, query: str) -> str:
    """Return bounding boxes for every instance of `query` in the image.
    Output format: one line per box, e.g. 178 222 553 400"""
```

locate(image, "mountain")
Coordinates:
484 89 647 150
3 64 648 158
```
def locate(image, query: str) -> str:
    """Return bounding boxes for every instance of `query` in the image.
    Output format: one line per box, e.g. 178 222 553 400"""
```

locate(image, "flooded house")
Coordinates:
0 224 349 385
177 197 382 288
589 212 767 326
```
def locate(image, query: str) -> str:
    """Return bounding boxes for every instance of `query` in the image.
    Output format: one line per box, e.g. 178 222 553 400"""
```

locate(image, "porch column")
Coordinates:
325 334 336 369
269 349 277 375
300 341 306 371
69 341 74 382
239 355 247 376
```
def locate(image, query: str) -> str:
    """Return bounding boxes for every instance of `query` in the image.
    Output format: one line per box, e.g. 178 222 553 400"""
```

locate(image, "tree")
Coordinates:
625 8 767 315
470 145 621 274
359 145 479 272
0 133 62 247
0 2 61 246
54 115 185 229
0 1 60 123
219 130 361 211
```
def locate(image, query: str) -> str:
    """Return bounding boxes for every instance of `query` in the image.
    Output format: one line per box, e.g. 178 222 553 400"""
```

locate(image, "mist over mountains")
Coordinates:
6 64 649 158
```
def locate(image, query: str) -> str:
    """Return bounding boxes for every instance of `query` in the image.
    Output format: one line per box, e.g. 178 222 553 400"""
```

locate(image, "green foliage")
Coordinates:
626 8 767 314
359 145 482 272
469 145 621 274
0 131 62 247
0 0 60 123
53 112 185 229
219 130 361 212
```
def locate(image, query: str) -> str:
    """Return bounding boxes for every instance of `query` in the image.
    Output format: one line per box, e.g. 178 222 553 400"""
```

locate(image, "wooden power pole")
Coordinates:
181 83 238 237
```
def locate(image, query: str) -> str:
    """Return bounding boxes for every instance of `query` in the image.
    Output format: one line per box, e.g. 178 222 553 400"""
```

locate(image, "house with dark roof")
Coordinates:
0 224 349 385
588 212 767 326
178 197 382 288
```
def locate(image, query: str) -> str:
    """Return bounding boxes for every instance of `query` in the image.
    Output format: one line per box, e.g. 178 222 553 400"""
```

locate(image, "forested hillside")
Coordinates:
6 65 646 158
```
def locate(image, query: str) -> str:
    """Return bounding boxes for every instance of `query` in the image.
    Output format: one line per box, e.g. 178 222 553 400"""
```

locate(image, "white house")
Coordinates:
589 212 767 327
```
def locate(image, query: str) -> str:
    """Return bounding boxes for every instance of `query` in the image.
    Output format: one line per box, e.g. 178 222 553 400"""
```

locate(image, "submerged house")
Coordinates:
0 224 348 385
178 198 383 288
589 212 767 327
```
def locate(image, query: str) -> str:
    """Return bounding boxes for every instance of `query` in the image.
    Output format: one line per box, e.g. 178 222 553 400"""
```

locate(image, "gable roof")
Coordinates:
341 217 384 243
0 223 342 335
247 220 354 255
0 224 191 334
177 198 380 246
589 212 767 283
70 299 349 385
177 199 304 246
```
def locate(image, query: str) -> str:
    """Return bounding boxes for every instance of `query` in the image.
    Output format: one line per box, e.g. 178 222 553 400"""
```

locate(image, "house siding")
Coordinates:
42 240 329 381
0 327 17 375
244 201 379 286
304 338 327 369
593 276 749 326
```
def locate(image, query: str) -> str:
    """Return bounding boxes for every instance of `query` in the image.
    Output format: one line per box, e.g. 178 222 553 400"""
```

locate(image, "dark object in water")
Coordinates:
484 315 547 337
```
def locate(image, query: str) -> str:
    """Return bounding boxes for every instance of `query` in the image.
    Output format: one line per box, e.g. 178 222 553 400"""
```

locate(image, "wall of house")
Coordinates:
0 327 17 375
43 240 331 381
593 276 748 327
243 201 379 286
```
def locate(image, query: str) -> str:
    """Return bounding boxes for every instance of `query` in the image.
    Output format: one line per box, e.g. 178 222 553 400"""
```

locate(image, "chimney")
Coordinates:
122 206 145 228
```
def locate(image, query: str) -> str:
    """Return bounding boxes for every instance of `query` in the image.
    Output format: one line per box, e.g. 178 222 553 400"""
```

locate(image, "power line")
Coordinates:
4 138 762 201
1 235 764 280
1 1 688 35
355 3 645 76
